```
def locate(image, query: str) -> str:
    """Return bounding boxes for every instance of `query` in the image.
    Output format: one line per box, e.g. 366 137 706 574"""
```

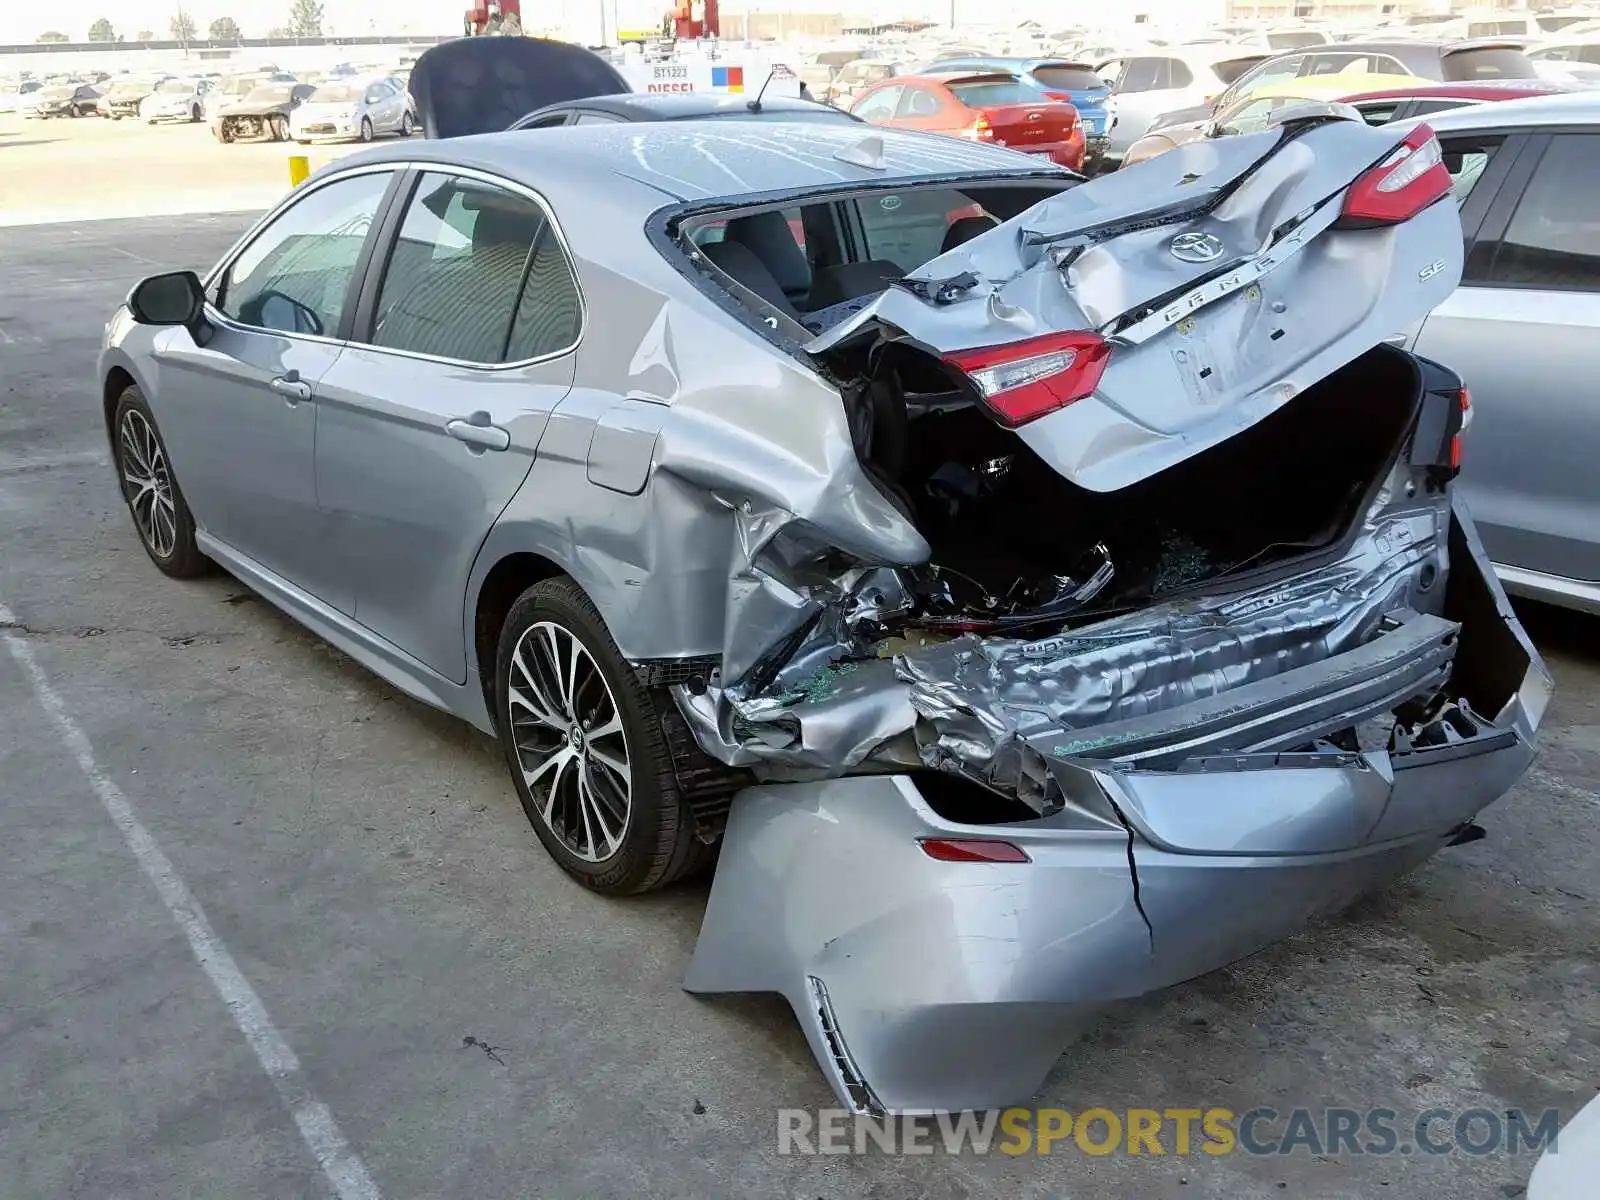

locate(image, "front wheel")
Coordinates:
359 116 374 143
495 578 710 895
190 105 201 122
271 114 289 142
217 120 234 143
112 386 208 578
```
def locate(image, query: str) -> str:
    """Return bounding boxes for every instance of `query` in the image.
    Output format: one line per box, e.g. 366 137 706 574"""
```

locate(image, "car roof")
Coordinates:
1404 86 1600 130
549 92 853 119
339 120 1069 203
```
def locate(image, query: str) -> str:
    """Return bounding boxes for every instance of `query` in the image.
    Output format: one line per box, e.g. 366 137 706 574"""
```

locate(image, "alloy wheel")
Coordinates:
119 409 177 559
507 620 632 863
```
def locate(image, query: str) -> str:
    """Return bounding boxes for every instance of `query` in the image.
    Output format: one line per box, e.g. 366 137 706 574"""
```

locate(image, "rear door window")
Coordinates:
1486 135 1600 291
1443 48 1538 80
1442 135 1504 208
1115 57 1167 93
854 189 987 272
369 173 582 363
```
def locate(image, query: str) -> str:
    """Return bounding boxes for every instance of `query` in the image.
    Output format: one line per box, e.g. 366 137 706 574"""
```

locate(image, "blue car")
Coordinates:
919 56 1111 160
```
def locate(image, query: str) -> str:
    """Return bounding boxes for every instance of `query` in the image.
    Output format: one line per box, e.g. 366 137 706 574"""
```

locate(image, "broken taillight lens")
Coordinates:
919 838 1032 863
1338 124 1452 229
943 330 1112 427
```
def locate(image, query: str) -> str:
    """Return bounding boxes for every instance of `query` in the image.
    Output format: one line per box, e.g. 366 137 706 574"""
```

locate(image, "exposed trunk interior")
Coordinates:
845 344 1424 623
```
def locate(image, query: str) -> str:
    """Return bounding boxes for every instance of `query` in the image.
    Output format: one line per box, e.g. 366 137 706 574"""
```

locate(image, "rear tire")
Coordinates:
111 386 208 579
190 104 201 122
495 578 711 895
400 111 414 137
271 114 289 141
359 116 374 143
217 120 234 143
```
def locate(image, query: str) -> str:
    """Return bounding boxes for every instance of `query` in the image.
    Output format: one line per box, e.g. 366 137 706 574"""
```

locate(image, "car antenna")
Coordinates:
746 70 775 113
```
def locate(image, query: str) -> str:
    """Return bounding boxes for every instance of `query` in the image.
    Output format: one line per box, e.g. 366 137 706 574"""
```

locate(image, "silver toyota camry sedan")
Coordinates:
100 92 1550 1112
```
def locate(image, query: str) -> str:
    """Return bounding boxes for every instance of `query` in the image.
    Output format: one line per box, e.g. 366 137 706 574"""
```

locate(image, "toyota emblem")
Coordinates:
1170 232 1225 263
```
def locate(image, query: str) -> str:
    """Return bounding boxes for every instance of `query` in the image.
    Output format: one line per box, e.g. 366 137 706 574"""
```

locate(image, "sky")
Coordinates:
0 1 465 42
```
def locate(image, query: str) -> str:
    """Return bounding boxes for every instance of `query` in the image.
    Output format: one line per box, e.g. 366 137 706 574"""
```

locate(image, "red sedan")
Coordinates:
849 71 1085 171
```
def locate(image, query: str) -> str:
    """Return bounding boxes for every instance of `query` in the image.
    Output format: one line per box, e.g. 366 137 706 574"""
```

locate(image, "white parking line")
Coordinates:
0 599 381 1200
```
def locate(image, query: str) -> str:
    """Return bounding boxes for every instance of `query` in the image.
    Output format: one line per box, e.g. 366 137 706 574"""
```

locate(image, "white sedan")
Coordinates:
289 77 413 143
139 78 212 124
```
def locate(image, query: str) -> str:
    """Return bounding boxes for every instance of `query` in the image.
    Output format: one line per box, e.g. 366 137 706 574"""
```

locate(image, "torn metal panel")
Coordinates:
676 468 1453 797
901 498 1450 786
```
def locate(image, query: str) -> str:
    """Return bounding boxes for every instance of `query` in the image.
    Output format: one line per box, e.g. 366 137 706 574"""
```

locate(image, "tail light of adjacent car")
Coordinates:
1452 387 1472 469
962 113 994 141
919 837 1031 863
943 330 1112 428
1338 124 1452 229
1042 89 1072 102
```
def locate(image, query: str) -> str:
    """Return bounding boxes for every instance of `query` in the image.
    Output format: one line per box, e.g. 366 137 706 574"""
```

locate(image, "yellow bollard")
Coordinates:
287 154 310 187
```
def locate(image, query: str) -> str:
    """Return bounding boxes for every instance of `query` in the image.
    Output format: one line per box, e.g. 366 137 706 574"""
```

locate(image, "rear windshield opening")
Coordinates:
680 181 1071 333
1443 49 1539 80
949 81 1050 107
1030 65 1105 92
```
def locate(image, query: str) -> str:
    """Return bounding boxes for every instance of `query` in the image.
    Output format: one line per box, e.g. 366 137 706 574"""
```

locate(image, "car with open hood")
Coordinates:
203 72 296 122
100 37 1550 1115
140 77 212 124
211 82 315 143
289 75 414 144
98 75 166 119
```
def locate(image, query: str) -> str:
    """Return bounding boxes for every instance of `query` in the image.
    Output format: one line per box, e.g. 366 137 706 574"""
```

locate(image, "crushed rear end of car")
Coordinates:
661 115 1550 1112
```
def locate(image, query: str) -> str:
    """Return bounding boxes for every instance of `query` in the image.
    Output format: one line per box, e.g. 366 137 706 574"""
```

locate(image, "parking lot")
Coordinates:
2 110 1599 1199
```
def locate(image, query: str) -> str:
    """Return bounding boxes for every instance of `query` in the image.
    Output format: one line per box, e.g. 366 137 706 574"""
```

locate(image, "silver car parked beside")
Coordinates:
1401 90 1600 613
99 71 1549 1113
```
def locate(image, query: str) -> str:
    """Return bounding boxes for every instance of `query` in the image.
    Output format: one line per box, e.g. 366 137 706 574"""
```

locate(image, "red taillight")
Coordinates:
1451 387 1472 468
919 838 1031 863
1042 90 1072 102
967 112 994 140
1339 123 1452 229
942 330 1112 427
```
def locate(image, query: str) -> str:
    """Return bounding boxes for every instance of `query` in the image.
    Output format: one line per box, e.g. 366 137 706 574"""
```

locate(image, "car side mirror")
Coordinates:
128 270 208 338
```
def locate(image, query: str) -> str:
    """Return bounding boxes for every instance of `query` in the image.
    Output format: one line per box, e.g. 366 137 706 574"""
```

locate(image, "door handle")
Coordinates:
270 372 312 403
446 416 511 452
